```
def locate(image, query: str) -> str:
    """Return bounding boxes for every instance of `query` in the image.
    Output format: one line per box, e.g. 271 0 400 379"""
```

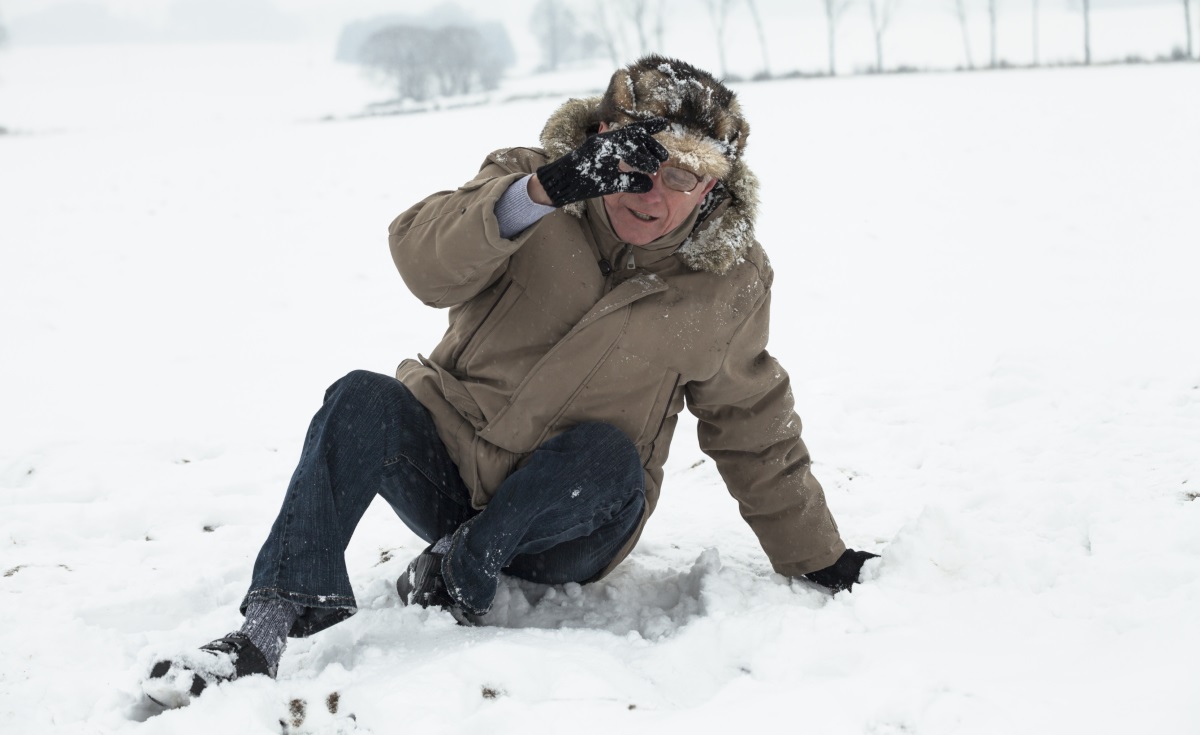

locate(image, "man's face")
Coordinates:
599 123 719 247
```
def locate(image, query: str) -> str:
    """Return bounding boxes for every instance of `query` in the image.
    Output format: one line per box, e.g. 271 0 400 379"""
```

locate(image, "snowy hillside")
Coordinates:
1 58 1199 734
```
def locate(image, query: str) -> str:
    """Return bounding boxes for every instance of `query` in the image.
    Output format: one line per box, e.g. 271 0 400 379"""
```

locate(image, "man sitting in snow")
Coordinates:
144 55 878 707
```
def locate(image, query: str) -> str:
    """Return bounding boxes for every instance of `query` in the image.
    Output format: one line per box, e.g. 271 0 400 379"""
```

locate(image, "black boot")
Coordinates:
143 632 273 708
396 547 483 626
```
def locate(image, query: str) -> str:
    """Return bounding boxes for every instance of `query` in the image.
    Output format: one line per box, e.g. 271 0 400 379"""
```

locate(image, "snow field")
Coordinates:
2 57 1199 734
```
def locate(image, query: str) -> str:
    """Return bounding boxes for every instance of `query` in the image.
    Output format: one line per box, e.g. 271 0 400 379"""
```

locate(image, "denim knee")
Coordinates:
554 422 644 493
323 369 393 405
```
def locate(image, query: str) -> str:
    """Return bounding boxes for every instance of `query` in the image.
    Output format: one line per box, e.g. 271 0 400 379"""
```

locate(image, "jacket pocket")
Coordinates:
418 355 487 430
458 277 573 384
544 345 681 449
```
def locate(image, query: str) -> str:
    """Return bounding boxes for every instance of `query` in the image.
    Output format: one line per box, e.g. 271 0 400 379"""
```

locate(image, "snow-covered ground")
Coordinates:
2 50 1199 733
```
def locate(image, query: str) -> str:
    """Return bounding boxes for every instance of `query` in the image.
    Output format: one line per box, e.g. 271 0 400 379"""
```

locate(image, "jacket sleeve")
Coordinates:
685 284 847 577
388 157 542 308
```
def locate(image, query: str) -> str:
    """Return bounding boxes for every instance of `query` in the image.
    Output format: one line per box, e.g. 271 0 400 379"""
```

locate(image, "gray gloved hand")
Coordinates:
803 549 880 593
535 117 670 207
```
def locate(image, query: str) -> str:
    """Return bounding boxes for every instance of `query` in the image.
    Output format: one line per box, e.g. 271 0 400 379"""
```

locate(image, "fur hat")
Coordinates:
597 55 749 181
538 57 760 275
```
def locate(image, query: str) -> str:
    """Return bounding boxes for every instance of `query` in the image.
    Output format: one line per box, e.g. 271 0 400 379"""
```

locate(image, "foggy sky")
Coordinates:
3 0 1184 46
2 0 535 44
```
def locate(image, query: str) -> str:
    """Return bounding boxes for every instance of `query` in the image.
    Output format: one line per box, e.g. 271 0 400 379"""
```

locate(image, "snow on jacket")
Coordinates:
387 103 846 579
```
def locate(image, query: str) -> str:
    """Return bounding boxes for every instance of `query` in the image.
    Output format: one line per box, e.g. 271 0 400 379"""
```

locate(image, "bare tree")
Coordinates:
953 0 975 70
433 26 484 96
359 23 510 102
951 0 1004 70
360 26 434 101
1032 0 1040 65
589 1 626 67
746 0 771 78
1081 0 1092 64
583 0 666 64
705 0 736 78
622 0 650 56
531 0 576 71
866 0 899 73
532 1 605 71
988 0 998 67
822 0 854 76
1184 0 1195 59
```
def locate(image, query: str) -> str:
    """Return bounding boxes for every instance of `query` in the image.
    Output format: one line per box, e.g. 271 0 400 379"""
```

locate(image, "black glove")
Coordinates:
535 117 671 207
804 548 880 594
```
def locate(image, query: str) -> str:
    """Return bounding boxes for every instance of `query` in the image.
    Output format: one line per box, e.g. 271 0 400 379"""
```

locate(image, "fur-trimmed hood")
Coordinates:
539 96 761 276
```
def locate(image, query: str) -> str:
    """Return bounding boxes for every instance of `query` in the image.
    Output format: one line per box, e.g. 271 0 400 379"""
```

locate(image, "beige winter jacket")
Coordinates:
388 115 845 579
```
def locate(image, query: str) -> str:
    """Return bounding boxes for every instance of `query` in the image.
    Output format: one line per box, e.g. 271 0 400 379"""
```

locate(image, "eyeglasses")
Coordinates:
617 159 704 193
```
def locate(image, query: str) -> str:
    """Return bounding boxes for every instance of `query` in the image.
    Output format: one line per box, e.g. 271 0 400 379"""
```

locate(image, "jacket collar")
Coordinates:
540 97 760 276
584 196 701 273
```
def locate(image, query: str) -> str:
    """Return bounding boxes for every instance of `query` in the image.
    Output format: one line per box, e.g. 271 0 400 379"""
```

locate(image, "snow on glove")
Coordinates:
535 117 671 207
804 548 880 593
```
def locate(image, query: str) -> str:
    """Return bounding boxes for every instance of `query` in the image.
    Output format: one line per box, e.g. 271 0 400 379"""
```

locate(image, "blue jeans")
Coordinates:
241 370 646 636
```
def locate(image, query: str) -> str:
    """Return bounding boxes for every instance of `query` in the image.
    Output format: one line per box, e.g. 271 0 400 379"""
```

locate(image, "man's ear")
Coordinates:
698 176 719 199
597 121 610 133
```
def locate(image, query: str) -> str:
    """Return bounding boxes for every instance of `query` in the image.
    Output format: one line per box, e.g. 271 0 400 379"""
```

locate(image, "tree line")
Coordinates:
532 0 1198 79
342 1 1196 105
945 0 1195 70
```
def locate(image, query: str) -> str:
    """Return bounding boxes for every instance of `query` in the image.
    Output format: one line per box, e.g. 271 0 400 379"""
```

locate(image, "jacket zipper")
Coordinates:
622 244 637 270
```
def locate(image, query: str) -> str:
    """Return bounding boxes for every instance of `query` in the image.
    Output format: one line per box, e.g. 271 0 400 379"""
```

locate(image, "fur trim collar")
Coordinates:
539 97 760 276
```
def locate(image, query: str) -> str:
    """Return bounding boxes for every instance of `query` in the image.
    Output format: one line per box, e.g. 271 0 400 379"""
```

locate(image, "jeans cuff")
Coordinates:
441 519 495 616
241 588 357 638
